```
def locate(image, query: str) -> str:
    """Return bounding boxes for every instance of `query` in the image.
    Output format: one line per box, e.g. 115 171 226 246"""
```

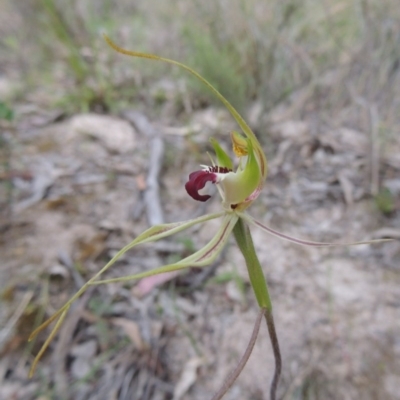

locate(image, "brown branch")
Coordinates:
123 111 165 225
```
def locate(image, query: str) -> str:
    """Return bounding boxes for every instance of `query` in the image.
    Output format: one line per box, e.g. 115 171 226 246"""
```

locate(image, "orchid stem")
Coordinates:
265 309 282 400
233 217 281 400
211 308 265 400
233 218 272 310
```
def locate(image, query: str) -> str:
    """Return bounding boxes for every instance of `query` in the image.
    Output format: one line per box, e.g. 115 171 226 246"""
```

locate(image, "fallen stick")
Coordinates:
123 111 165 226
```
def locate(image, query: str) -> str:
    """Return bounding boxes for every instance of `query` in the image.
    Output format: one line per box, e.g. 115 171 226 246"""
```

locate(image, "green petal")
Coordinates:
210 138 233 169
221 139 261 206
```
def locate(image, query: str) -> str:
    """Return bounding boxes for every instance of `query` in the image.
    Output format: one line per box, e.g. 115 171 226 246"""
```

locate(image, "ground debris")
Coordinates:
1 50 400 400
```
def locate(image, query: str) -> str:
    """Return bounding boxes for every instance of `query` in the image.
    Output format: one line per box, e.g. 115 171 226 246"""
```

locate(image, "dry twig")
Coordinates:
123 111 165 226
52 288 95 396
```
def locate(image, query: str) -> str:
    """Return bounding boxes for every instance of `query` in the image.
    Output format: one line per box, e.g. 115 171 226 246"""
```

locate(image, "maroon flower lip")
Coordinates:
185 166 231 202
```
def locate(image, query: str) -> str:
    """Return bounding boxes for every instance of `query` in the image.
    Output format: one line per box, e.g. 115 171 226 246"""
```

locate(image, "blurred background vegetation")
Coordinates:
1 0 399 118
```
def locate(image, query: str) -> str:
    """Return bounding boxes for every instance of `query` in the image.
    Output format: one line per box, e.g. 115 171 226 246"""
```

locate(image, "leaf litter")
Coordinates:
1 61 400 400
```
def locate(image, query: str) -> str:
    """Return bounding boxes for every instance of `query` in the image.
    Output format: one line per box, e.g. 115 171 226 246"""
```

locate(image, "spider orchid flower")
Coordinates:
185 133 264 211
28 36 390 379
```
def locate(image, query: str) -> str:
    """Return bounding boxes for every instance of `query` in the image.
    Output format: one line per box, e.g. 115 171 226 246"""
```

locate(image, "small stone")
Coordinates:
70 113 136 154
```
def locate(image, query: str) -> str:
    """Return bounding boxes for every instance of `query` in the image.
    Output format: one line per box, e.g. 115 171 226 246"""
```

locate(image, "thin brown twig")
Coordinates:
52 288 95 395
122 110 165 226
210 308 266 400
0 290 34 352
347 85 381 196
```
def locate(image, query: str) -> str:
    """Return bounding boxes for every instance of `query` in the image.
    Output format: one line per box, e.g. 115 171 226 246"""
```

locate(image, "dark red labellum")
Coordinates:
185 167 230 202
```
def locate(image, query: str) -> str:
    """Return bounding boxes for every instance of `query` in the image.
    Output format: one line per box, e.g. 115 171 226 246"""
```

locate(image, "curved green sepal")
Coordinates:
103 34 267 181
29 307 69 377
91 213 238 285
28 212 224 349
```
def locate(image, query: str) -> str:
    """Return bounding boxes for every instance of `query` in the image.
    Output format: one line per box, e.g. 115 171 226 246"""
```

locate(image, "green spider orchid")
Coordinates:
185 133 263 211
28 37 390 399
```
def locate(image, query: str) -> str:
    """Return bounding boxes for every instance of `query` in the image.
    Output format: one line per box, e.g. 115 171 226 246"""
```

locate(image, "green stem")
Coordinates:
233 218 272 310
233 217 281 400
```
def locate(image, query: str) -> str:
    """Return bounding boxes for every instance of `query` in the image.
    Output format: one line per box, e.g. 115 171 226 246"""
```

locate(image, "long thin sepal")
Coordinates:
28 307 69 378
103 35 267 180
91 213 238 285
29 212 223 343
241 213 393 247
